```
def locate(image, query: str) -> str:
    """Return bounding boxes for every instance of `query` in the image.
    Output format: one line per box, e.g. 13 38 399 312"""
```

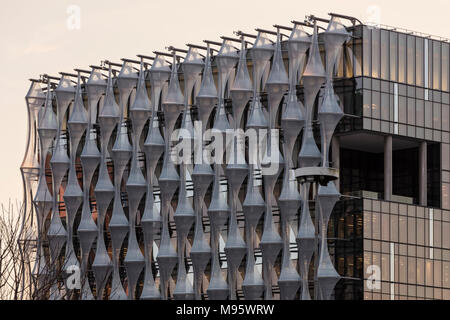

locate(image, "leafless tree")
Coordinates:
0 201 71 300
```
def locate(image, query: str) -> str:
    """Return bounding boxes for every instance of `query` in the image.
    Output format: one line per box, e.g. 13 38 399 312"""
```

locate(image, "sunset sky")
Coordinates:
0 0 449 207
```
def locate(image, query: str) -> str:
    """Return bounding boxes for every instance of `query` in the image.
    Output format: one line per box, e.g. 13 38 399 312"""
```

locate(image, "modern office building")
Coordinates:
20 13 449 300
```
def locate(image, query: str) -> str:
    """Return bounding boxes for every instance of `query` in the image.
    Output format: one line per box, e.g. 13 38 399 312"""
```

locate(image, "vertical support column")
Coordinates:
384 135 392 201
419 141 428 206
331 136 340 192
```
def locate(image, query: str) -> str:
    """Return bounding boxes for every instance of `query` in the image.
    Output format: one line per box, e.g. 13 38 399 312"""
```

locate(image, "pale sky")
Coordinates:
1 0 449 206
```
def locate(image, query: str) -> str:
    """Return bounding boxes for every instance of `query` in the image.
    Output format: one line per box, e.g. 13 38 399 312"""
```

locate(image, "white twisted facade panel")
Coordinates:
21 17 351 300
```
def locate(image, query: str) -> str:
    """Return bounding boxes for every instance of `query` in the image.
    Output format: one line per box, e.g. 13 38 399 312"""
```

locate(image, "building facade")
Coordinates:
20 14 449 300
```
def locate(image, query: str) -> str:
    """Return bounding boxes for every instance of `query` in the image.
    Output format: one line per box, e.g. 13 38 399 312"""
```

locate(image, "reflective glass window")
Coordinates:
428 40 433 89
407 98 415 125
442 143 449 171
408 257 417 284
381 213 389 241
399 215 407 243
372 91 381 119
363 90 371 117
407 217 416 244
417 218 425 246
433 102 441 130
399 256 407 283
381 93 390 121
417 258 425 285
442 43 449 92
381 30 389 80
434 261 442 288
399 34 407 83
372 29 380 78
433 41 441 90
399 96 407 123
372 211 381 240
443 222 450 249
434 220 442 247
416 99 424 127
425 260 433 286
363 27 371 77
442 104 449 131
364 211 372 238
381 253 390 281
390 214 398 242
390 32 398 82
425 101 433 128
416 37 424 87
407 35 415 85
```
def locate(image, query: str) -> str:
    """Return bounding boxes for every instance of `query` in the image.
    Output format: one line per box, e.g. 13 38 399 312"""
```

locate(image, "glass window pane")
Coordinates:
390 32 398 82
399 96 407 123
417 258 425 285
382 253 390 281
363 90 371 117
407 35 415 85
345 42 355 77
433 41 441 90
390 214 398 242
399 34 407 83
408 98 416 125
372 91 381 119
381 30 389 80
416 99 424 127
408 257 417 284
399 256 407 283
363 27 371 77
372 29 380 78
417 218 425 246
426 260 433 286
428 40 433 89
433 102 441 130
425 101 433 128
444 184 450 210
442 144 449 171
434 260 442 288
399 215 407 243
416 37 424 87
381 93 390 121
408 217 416 244
442 43 449 92
372 211 381 239
381 213 390 241
443 104 449 131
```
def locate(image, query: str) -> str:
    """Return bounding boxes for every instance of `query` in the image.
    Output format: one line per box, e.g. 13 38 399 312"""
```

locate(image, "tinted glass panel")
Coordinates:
408 98 415 125
364 90 371 117
433 41 441 90
425 101 433 128
407 35 415 85
372 29 380 78
372 91 381 119
433 102 441 129
381 93 390 121
390 32 398 82
416 37 424 87
381 30 389 80
442 104 449 131
416 99 424 127
442 43 449 92
398 33 407 83
399 96 407 123
363 27 371 77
